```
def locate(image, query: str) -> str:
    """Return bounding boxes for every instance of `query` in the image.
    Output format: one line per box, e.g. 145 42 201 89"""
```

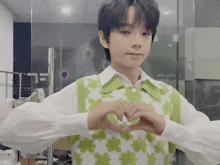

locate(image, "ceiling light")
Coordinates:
163 11 171 14
61 5 72 15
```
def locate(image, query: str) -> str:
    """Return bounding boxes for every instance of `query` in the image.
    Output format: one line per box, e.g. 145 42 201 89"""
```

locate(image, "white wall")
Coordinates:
0 1 13 120
185 28 220 80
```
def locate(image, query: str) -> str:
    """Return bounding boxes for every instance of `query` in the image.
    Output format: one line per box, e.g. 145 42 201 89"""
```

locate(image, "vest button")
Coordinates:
131 88 137 93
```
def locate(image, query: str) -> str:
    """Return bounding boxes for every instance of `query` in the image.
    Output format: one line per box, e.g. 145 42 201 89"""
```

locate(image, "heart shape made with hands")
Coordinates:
107 113 140 128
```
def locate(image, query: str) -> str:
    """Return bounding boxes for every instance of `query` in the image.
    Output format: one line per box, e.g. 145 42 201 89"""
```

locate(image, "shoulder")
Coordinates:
57 75 99 91
76 74 99 83
75 74 100 89
151 79 182 98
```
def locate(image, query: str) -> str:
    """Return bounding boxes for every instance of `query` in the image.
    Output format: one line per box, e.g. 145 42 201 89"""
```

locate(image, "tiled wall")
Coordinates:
0 1 13 122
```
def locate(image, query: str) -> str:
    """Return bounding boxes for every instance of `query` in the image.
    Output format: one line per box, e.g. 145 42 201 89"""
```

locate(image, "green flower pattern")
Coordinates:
106 137 121 152
89 99 102 111
162 101 172 115
94 153 111 165
121 132 134 141
125 87 142 103
74 152 83 165
88 78 100 89
78 138 96 153
93 129 106 141
119 151 138 165
70 76 181 164
131 138 147 152
147 153 157 165
154 141 165 153
107 113 118 124
146 133 156 142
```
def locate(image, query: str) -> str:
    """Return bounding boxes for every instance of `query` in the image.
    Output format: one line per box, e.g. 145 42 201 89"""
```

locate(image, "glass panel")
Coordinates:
195 79 220 121
143 0 178 89
183 0 220 165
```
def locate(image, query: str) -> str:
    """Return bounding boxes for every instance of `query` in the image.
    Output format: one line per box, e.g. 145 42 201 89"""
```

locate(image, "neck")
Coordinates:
111 64 141 85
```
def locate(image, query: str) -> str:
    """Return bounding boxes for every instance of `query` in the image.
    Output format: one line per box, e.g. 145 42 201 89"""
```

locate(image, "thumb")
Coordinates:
105 120 123 133
121 122 142 133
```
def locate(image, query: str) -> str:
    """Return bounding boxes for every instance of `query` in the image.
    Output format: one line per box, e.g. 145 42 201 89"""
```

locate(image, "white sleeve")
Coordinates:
160 95 220 165
0 82 90 154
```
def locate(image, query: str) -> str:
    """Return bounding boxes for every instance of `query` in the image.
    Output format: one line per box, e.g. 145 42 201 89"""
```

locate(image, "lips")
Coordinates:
127 53 143 55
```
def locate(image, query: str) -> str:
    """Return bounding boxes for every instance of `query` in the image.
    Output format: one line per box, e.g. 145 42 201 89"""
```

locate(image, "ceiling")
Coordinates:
1 0 31 22
1 0 177 25
0 0 111 23
2 0 219 27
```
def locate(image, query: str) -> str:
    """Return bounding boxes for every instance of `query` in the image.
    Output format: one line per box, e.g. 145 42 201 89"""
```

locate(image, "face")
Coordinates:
99 6 152 70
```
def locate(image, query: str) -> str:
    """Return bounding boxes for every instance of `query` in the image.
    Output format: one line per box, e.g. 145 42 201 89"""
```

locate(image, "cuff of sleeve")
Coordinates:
160 119 180 141
55 112 92 136
160 119 195 145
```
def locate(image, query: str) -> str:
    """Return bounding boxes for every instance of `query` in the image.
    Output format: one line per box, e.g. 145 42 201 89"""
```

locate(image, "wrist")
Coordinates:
156 116 165 135
87 112 93 130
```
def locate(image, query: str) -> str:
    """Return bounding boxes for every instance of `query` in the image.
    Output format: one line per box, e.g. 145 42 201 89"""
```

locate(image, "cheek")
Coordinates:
111 38 127 51
113 35 130 44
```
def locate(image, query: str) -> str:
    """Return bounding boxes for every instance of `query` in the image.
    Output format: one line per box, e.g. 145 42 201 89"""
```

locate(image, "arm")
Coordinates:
160 95 220 165
122 95 220 165
0 82 90 154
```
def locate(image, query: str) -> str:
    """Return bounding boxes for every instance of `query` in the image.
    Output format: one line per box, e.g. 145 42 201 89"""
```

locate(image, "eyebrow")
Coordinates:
118 23 152 32
119 23 135 28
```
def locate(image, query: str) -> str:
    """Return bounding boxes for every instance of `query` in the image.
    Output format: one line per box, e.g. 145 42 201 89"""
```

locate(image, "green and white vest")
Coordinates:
68 75 181 165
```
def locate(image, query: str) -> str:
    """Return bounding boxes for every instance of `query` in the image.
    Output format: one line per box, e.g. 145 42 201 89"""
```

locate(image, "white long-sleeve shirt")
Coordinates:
0 66 220 165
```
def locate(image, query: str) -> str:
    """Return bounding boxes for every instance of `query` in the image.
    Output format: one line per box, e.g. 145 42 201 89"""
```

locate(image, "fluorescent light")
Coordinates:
163 11 171 14
168 44 173 47
61 5 72 15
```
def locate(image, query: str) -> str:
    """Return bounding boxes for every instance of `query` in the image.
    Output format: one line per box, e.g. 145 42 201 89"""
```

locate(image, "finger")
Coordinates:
106 100 123 108
107 107 124 121
116 101 126 121
128 106 141 119
122 122 142 133
127 111 147 122
122 121 155 133
125 102 135 118
113 99 124 105
126 104 143 120
105 120 123 133
108 100 125 121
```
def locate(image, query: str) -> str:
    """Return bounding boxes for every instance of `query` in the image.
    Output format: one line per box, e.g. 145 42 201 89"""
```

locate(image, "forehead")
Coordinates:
121 6 147 28
126 6 136 24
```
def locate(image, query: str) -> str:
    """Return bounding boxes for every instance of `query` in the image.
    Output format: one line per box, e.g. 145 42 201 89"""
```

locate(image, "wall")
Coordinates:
0 1 13 122
195 0 220 28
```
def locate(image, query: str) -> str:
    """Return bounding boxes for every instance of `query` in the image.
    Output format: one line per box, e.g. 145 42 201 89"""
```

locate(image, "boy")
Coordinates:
0 0 220 164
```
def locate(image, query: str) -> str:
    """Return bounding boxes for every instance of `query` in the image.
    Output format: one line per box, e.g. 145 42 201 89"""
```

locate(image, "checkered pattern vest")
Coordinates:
68 75 181 165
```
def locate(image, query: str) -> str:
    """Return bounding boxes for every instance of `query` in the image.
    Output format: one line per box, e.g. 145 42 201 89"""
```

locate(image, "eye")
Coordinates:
143 32 150 36
120 31 130 34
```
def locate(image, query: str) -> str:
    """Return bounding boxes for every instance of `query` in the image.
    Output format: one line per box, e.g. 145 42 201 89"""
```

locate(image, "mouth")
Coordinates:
127 53 143 56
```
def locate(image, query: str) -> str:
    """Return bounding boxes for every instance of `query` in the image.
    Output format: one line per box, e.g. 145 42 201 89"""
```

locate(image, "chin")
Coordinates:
124 62 142 69
128 60 143 67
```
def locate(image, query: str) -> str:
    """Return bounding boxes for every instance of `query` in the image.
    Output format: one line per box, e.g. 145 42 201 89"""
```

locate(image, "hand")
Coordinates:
88 100 125 133
123 102 165 135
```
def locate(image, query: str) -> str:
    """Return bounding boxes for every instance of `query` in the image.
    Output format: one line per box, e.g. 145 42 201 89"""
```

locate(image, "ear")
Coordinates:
98 30 109 49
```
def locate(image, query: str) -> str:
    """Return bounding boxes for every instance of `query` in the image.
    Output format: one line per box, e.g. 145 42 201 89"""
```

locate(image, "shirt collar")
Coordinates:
99 65 162 100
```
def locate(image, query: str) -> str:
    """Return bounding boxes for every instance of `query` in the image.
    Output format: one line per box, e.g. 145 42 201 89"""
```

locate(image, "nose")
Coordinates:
131 34 142 50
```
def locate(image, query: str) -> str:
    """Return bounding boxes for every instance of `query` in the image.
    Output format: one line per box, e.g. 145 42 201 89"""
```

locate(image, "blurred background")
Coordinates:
0 0 219 164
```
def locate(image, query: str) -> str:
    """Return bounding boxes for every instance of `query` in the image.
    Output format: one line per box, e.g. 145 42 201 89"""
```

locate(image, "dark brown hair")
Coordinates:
98 0 160 62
